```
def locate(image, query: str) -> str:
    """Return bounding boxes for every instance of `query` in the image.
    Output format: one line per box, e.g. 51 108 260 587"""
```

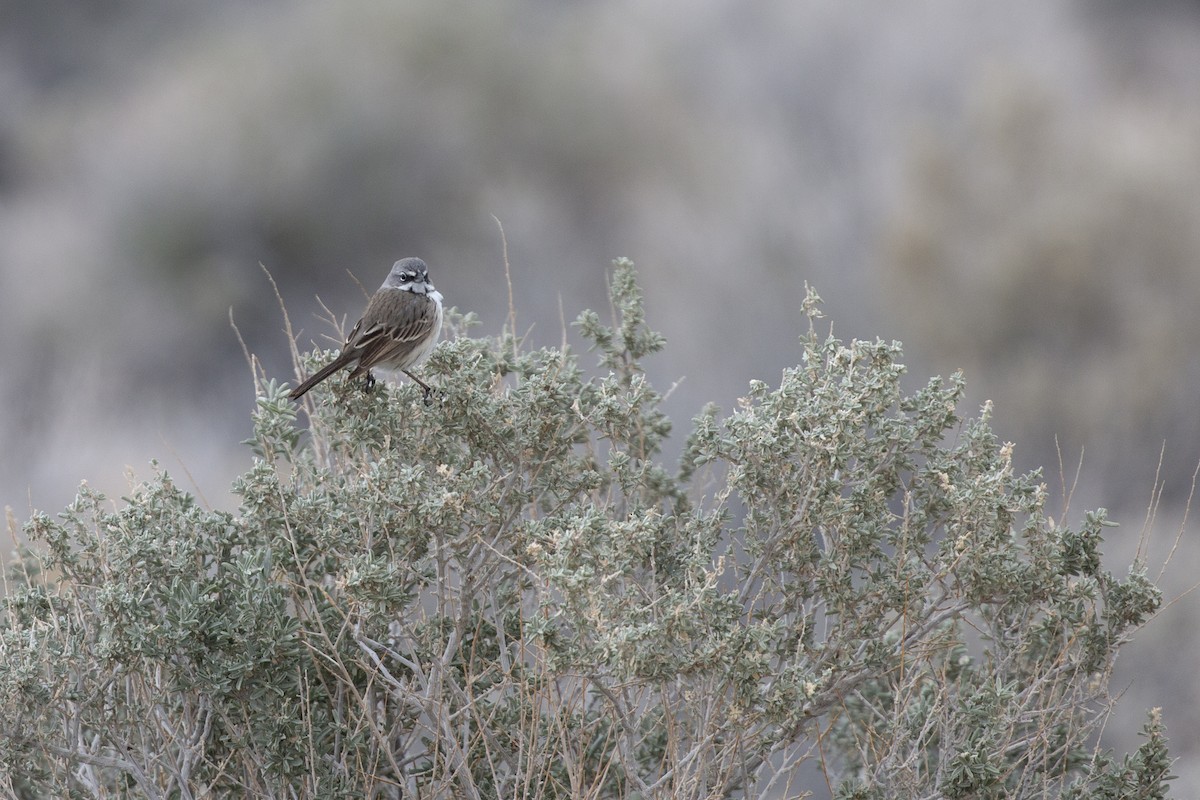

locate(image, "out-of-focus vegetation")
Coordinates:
883 74 1200 510
2 1 1199 515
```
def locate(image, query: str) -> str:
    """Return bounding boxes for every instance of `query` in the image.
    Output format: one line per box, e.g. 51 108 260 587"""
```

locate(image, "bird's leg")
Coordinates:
363 371 377 392
403 370 435 404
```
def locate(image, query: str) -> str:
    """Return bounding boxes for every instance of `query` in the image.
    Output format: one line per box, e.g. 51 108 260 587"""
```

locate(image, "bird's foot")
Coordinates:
403 370 439 406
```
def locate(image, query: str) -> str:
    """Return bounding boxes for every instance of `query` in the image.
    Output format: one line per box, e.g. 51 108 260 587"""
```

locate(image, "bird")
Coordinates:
289 257 443 401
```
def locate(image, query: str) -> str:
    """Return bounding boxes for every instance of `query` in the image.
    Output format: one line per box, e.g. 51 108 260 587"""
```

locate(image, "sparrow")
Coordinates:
290 257 443 400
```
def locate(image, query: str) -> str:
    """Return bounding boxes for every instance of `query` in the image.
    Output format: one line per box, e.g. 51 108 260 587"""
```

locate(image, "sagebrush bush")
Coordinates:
0 259 1173 798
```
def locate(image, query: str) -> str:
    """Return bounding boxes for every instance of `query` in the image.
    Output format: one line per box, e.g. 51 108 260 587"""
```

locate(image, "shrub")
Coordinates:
0 259 1173 798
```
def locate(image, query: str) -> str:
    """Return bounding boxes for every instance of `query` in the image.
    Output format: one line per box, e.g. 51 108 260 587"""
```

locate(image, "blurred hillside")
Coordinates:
2 0 1199 786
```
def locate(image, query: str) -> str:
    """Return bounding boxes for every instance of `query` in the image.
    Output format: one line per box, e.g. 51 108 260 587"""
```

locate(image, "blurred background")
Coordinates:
2 0 1198 786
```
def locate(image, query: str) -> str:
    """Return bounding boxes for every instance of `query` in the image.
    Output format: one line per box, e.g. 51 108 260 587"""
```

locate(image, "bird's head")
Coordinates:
383 257 433 293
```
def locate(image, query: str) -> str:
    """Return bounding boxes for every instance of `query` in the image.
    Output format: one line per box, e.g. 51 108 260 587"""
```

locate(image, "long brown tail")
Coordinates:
289 356 350 400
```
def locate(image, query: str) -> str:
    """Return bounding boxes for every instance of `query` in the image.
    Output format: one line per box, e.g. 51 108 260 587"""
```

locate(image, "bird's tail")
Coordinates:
289 356 349 400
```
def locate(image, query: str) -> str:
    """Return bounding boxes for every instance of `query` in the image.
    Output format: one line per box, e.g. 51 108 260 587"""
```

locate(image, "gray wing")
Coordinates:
347 290 438 373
